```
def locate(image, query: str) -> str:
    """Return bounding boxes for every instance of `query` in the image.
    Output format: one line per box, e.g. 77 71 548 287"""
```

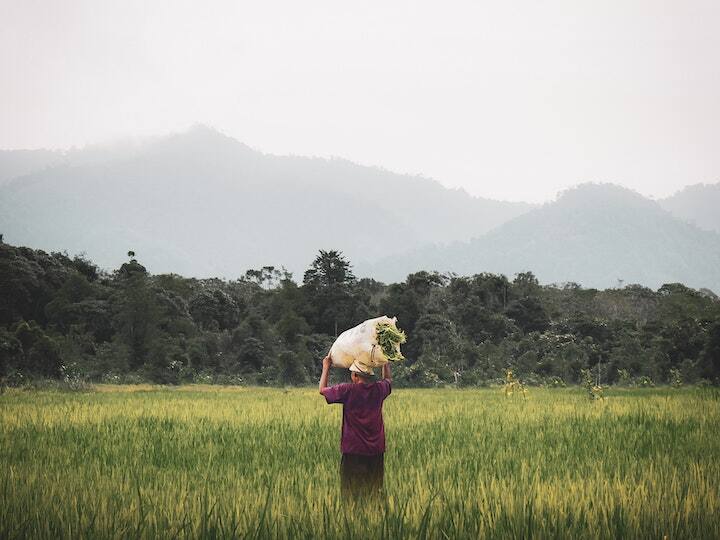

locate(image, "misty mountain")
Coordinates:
0 149 64 185
0 125 532 278
659 182 720 234
359 183 720 291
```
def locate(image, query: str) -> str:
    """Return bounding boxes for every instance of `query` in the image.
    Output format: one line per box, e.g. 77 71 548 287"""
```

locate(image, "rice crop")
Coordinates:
1 385 719 539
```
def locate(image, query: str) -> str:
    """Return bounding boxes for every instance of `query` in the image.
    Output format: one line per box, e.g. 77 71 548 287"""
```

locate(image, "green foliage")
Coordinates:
1 242 720 387
111 270 160 369
699 321 720 382
301 250 369 336
376 321 406 361
277 350 308 385
390 362 443 387
513 270 541 296
303 249 355 289
235 337 267 373
188 288 241 331
506 296 550 333
243 265 291 289
503 369 528 398
275 311 311 345
669 368 683 388
0 244 73 325
580 368 605 400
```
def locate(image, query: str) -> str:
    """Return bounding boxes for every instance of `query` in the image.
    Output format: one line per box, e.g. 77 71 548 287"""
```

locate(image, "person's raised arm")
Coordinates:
382 363 392 383
318 354 332 394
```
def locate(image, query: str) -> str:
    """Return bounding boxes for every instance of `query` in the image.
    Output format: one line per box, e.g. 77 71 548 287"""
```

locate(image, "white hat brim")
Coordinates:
349 361 374 376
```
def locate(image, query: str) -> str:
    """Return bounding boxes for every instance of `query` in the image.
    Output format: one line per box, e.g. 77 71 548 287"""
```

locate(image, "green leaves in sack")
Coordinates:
376 322 407 361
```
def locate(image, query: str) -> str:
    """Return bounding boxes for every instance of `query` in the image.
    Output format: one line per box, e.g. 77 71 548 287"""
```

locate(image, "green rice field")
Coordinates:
1 385 719 539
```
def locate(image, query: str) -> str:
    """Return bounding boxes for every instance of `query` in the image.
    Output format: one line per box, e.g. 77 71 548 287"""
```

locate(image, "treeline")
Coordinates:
1 241 719 387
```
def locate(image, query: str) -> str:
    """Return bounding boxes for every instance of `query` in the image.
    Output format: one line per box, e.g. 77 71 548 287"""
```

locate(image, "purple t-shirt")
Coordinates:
321 379 392 455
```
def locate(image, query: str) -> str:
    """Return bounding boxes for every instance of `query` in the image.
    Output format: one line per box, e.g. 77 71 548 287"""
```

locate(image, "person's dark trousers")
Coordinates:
340 453 384 500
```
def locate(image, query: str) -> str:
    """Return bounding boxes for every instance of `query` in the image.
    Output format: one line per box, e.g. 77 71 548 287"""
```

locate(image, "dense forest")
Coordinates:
1 239 719 387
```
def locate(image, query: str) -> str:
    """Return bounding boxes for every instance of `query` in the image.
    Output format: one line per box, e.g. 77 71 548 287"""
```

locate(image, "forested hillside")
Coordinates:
4 129 717 292
0 125 531 278
0 149 68 185
1 241 718 387
660 182 720 234
363 183 720 290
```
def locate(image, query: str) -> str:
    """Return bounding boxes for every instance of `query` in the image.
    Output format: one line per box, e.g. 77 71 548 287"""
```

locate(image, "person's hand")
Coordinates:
322 354 333 369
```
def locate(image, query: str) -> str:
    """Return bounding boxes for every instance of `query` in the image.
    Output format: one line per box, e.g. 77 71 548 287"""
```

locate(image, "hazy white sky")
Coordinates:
2 0 719 202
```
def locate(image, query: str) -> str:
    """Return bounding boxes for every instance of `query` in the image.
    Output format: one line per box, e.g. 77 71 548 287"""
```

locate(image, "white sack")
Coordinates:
329 316 399 370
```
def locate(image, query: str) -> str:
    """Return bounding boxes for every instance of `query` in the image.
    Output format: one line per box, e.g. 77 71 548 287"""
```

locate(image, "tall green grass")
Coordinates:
1 386 718 538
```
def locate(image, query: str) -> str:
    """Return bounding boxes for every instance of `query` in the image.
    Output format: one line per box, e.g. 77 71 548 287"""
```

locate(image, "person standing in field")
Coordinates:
319 353 392 499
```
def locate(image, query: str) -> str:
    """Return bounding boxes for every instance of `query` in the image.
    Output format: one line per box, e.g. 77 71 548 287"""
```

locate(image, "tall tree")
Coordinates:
303 250 355 288
112 253 159 369
302 250 368 335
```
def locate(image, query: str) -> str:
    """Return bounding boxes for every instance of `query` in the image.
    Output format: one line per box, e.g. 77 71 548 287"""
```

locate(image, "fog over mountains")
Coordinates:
361 184 720 290
0 126 532 278
658 183 720 235
0 126 718 291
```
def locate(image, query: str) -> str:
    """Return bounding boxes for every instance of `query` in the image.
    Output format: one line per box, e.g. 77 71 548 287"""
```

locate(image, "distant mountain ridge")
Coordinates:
659 182 720 234
2 128 717 290
0 125 533 278
0 149 64 185
359 183 720 291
